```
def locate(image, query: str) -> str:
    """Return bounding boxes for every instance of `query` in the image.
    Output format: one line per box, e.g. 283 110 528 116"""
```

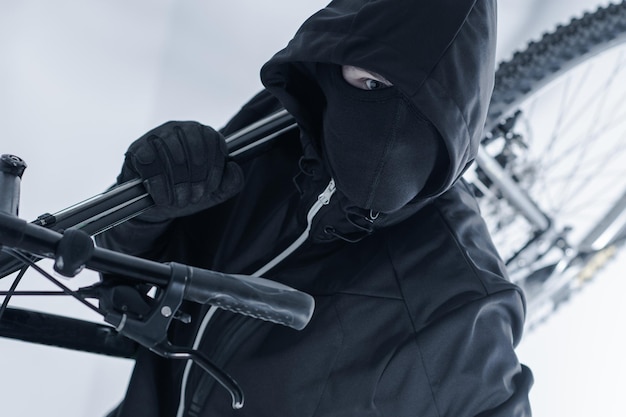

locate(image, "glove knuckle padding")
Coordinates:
118 121 243 220
218 161 244 200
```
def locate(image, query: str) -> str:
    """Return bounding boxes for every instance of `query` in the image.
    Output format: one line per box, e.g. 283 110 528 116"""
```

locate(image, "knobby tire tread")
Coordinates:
487 1 626 128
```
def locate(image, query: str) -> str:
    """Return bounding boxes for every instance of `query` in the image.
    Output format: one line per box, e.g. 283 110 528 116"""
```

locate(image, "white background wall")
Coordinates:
0 1 624 416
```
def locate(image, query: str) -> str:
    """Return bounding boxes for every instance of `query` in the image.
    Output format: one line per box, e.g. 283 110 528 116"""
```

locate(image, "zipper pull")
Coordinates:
317 179 336 205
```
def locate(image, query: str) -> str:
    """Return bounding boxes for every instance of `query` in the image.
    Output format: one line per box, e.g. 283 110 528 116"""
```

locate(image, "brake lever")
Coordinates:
150 342 244 409
103 262 244 409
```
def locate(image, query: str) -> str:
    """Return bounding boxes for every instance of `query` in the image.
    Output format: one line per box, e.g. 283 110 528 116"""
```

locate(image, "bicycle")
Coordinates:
1 0 625 410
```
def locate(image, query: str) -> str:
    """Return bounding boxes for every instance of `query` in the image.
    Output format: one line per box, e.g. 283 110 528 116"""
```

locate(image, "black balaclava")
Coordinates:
314 64 444 213
261 0 498 215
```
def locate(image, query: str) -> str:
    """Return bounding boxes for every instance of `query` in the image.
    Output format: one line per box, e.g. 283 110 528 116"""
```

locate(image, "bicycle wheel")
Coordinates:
474 1 626 329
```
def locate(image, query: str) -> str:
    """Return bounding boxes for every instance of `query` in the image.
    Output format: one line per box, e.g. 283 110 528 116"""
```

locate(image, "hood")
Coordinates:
260 0 497 200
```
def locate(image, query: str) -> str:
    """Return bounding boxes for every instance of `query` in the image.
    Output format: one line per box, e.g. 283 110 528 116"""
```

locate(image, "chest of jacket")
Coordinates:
160 136 518 416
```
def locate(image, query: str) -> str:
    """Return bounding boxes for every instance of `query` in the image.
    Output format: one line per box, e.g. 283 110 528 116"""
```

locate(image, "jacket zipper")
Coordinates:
253 178 335 276
176 179 336 416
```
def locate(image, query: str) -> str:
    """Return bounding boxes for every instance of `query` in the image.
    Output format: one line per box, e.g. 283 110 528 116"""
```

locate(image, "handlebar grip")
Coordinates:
182 265 315 330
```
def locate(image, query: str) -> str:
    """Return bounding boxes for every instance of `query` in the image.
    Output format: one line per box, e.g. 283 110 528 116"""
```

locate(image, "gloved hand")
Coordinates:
118 121 244 221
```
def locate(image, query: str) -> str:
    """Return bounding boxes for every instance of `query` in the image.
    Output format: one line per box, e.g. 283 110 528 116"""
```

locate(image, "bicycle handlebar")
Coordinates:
0 210 314 330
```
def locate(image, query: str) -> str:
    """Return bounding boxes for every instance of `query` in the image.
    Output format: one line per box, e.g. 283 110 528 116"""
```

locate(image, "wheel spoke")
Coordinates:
475 1 626 328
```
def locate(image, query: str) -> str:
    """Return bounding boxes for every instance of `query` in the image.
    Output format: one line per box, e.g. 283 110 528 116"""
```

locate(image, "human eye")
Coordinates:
364 79 385 90
342 65 393 91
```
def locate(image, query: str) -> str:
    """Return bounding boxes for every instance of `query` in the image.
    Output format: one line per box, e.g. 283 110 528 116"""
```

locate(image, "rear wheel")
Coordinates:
474 1 626 329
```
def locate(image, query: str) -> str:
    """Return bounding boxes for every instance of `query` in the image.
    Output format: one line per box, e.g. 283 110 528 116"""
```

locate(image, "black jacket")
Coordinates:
100 0 533 416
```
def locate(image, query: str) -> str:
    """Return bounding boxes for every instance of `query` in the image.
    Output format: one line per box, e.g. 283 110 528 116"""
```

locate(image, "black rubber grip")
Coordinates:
182 264 314 330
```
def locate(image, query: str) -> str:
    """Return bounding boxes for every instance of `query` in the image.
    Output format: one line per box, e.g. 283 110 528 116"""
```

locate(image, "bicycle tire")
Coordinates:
478 0 626 329
487 1 626 129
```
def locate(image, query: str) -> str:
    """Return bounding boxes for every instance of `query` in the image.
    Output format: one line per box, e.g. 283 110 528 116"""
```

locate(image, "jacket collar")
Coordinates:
293 135 433 244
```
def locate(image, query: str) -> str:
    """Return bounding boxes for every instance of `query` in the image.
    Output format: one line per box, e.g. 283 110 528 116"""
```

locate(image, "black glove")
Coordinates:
118 121 244 221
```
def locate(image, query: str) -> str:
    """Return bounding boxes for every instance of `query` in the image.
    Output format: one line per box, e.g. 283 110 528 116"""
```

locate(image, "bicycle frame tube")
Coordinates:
0 110 298 278
51 109 297 235
578 190 626 251
226 109 297 159
475 146 551 231
475 146 626 255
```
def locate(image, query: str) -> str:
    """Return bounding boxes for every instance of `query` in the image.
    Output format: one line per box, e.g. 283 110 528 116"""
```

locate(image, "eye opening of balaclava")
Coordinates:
313 63 448 213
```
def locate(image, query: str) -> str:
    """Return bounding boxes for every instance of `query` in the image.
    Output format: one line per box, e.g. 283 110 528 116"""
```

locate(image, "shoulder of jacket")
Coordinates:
380 182 523 330
220 89 283 136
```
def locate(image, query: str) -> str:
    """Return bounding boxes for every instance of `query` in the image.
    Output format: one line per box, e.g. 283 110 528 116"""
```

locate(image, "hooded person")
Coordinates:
98 0 534 416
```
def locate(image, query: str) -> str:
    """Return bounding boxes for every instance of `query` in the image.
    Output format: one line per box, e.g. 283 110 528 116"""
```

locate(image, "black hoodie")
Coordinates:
101 1 533 416
261 0 496 196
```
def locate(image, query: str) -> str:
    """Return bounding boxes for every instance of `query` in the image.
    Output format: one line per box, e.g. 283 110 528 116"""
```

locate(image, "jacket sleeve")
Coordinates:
376 289 533 417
